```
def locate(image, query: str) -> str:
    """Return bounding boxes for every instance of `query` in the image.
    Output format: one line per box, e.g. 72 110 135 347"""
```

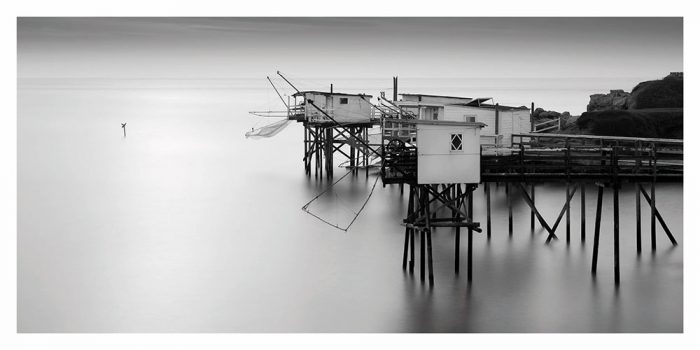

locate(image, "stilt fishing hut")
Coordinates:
394 93 532 148
289 91 378 178
381 118 486 286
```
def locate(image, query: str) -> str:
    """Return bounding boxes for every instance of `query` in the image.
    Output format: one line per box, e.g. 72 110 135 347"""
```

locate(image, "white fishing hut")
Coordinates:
291 91 374 124
396 93 531 147
397 119 485 185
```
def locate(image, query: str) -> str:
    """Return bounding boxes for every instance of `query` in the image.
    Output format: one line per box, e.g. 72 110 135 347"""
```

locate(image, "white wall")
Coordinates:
416 123 481 184
304 93 372 123
444 105 496 135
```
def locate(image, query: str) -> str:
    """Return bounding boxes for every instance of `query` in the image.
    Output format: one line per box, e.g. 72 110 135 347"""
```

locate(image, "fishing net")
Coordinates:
245 119 292 139
302 171 380 232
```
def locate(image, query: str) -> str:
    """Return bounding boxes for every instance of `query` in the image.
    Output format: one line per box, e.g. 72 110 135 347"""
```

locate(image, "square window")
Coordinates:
451 133 463 151
339 97 349 104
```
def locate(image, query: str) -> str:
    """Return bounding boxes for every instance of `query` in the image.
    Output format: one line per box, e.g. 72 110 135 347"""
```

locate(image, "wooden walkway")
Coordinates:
382 133 683 185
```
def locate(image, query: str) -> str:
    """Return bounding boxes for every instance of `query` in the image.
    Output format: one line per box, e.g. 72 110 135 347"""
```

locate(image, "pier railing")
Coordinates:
482 135 683 183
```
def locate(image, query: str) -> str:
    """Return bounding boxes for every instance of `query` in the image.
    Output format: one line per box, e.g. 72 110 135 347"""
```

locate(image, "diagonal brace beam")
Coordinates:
639 185 678 246
516 182 558 242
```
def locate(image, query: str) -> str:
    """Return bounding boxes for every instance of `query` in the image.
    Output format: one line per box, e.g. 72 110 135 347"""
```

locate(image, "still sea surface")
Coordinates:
18 77 682 332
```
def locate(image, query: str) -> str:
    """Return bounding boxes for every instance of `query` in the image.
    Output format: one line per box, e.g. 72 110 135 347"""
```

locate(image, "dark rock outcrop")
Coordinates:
575 108 682 139
587 89 631 112
628 73 683 109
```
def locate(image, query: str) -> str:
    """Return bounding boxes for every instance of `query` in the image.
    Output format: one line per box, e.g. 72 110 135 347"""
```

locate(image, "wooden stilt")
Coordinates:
530 183 535 232
651 144 657 251
364 128 369 178
545 186 578 243
467 186 474 283
409 187 415 273
423 186 435 286
592 185 604 275
516 182 558 241
636 184 642 254
317 127 322 179
581 183 586 242
402 186 414 270
566 182 571 244
426 228 434 286
639 186 678 246
420 229 425 282
614 183 620 286
326 128 333 179
455 185 461 274
349 128 356 174
486 182 492 240
507 182 513 237
419 185 426 283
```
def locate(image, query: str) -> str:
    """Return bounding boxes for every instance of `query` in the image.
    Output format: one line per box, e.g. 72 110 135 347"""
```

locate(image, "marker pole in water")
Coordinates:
121 123 127 137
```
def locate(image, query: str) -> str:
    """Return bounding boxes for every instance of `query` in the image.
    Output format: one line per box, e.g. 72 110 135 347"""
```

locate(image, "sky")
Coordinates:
17 17 683 79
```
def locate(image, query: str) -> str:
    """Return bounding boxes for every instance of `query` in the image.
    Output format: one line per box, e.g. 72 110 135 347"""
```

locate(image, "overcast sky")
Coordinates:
17 17 683 79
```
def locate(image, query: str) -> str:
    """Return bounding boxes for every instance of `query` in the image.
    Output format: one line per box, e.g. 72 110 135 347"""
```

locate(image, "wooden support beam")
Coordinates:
530 184 536 232
402 186 414 270
546 186 578 243
516 182 559 241
455 184 461 274
420 187 426 283
651 144 657 251
507 182 513 237
566 182 571 244
467 186 474 283
581 183 586 242
591 185 604 275
420 230 425 283
405 185 455 223
636 184 642 254
486 182 492 240
639 186 678 246
409 185 415 273
614 183 620 286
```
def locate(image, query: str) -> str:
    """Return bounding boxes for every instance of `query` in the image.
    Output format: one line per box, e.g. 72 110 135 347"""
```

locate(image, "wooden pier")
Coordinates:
260 74 682 290
380 125 682 288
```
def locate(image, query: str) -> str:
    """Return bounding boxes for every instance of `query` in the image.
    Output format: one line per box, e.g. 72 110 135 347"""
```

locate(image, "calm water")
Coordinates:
17 78 682 332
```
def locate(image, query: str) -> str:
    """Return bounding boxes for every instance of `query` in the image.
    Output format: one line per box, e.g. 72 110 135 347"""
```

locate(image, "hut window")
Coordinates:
450 134 463 151
340 98 349 104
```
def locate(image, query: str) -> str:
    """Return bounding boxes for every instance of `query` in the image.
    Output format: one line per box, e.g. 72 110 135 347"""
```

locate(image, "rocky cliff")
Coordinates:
587 90 631 112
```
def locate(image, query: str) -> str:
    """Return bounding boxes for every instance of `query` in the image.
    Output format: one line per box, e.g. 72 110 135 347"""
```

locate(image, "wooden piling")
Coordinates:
426 229 434 287
580 183 586 242
507 182 513 237
486 182 492 240
639 186 678 246
467 187 474 283
410 198 415 273
566 183 571 244
636 184 642 254
402 186 414 270
455 185 461 274
420 229 425 282
530 184 535 231
614 183 620 286
591 185 604 275
349 128 356 174
651 144 657 251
